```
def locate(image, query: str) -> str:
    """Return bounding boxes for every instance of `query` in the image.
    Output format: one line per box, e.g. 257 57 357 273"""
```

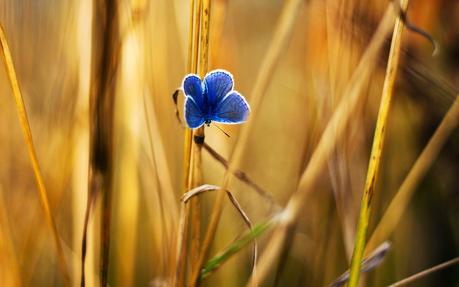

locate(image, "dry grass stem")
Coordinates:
0 24 70 285
388 256 459 287
175 0 200 284
187 0 213 285
348 0 409 285
189 1 205 265
83 0 121 285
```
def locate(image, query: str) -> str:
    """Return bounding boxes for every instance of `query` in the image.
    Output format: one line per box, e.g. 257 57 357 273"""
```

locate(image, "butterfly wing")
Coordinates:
183 74 204 107
211 91 250 124
203 70 233 106
184 97 205 128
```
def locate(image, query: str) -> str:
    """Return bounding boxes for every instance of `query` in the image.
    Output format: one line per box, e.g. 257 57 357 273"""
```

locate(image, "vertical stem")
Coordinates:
188 1 204 269
175 0 203 285
366 93 459 253
347 1 409 286
188 0 211 286
192 0 203 73
198 0 210 78
85 0 120 286
0 25 70 286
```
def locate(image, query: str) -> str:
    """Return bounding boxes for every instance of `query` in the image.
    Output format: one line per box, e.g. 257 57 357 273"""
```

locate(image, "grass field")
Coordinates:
0 0 458 286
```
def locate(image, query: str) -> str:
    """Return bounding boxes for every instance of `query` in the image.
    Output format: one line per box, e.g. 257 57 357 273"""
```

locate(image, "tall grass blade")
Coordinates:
0 24 70 285
348 1 409 286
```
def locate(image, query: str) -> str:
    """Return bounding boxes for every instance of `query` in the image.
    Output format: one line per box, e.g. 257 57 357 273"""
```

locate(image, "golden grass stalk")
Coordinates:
187 0 211 285
248 6 395 286
388 256 459 287
189 127 204 267
83 0 120 285
366 93 459 253
192 0 304 286
0 24 70 285
347 1 409 285
182 0 197 198
175 0 204 285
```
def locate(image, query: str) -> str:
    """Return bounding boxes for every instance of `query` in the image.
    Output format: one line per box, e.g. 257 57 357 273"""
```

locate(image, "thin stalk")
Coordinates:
175 202 191 287
188 0 211 285
182 0 197 196
195 1 304 286
176 0 203 285
348 1 409 286
83 0 120 286
388 256 459 287
192 0 202 73
189 128 204 267
187 0 196 73
0 24 70 285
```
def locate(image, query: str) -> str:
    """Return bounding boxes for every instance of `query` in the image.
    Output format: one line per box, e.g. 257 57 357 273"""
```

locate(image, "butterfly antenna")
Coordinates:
213 123 231 138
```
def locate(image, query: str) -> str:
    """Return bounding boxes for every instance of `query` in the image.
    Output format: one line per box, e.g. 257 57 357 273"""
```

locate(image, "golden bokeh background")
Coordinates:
0 0 458 286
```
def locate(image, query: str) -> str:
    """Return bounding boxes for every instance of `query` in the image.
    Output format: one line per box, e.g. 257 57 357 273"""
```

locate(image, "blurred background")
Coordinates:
0 0 458 286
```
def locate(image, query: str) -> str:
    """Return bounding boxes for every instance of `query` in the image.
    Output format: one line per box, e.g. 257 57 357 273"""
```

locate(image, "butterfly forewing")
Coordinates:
203 70 234 106
183 74 204 107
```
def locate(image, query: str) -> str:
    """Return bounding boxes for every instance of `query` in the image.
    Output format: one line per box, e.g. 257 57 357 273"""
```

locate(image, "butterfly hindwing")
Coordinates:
211 91 250 124
184 97 205 128
203 70 234 106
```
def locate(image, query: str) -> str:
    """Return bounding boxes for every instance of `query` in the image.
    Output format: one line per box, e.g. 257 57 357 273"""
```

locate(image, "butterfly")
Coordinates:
182 69 250 129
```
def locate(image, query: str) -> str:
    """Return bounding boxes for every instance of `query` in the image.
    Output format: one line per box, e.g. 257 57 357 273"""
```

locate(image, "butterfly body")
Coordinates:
182 69 250 129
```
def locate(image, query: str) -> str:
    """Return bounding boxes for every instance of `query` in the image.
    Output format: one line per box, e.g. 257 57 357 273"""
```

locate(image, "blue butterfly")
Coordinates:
182 69 250 129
